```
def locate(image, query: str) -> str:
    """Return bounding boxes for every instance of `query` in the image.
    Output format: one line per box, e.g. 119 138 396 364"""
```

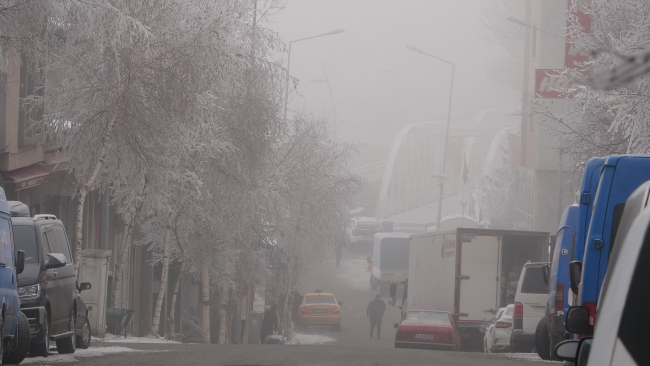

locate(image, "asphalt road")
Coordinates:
28 252 556 366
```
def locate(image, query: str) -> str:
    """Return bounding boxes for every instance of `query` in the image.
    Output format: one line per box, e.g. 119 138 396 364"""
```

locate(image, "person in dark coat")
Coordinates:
261 304 278 343
367 294 386 339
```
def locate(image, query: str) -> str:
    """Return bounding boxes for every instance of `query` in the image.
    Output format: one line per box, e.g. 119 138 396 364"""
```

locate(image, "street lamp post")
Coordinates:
283 29 345 124
406 44 455 230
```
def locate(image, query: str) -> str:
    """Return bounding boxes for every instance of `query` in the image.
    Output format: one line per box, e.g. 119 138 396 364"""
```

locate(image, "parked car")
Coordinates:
75 283 92 349
484 305 513 353
346 217 382 250
511 262 549 352
9 203 78 357
296 291 342 331
537 205 579 360
394 310 461 350
555 180 650 365
0 193 30 365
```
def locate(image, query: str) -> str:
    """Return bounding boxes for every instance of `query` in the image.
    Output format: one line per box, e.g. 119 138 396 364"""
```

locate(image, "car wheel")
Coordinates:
4 311 30 364
77 317 91 349
534 317 550 360
56 309 76 354
30 311 49 357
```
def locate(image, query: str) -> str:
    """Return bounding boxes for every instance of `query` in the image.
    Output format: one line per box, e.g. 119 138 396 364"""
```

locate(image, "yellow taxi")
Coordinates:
297 290 342 331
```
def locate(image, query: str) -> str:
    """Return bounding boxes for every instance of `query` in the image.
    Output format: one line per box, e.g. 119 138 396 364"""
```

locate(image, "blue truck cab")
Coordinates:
0 190 29 364
577 154 650 328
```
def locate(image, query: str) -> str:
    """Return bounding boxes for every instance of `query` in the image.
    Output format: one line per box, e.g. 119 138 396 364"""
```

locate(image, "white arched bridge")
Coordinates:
350 109 519 228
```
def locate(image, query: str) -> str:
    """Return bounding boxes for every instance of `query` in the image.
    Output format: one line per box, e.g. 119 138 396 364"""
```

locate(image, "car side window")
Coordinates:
54 225 72 262
0 217 14 267
43 226 62 256
617 230 650 364
41 227 51 258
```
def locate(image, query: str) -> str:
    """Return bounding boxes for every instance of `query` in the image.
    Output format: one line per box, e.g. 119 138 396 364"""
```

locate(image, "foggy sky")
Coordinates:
269 0 520 145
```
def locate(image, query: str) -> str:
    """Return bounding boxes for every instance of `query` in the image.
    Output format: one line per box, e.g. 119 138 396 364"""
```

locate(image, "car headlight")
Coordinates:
18 284 40 299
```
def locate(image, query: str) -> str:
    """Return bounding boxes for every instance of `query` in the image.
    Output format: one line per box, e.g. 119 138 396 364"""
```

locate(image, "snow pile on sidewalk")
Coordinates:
97 334 179 344
21 346 148 364
335 256 370 291
286 333 336 345
502 353 561 363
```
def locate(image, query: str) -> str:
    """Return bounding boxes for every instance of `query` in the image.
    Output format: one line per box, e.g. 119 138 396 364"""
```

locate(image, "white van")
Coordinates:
511 262 549 352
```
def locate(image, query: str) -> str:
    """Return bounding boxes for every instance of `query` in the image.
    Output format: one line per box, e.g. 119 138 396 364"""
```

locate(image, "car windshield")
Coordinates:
402 312 451 326
521 267 548 294
305 295 335 304
13 225 38 264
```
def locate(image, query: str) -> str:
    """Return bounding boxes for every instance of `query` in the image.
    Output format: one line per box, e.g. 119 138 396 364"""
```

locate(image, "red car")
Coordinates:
394 310 462 350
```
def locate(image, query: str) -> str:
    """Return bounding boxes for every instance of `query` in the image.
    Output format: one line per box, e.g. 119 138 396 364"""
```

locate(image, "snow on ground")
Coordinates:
287 333 336 345
501 353 562 363
21 346 150 364
335 255 370 291
97 334 179 344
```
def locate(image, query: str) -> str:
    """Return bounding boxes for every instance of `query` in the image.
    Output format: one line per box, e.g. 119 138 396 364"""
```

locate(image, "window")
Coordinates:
617 229 650 364
402 312 451 326
13 226 39 264
609 204 625 253
305 295 335 304
54 226 72 262
379 239 409 268
521 267 548 294
0 217 13 267
42 226 61 255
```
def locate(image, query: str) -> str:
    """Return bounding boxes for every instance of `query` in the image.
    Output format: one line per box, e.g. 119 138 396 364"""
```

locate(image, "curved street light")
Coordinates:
283 29 345 123
407 44 455 230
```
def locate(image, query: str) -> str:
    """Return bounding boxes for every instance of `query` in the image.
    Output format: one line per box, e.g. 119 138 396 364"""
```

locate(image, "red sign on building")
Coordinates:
535 69 572 98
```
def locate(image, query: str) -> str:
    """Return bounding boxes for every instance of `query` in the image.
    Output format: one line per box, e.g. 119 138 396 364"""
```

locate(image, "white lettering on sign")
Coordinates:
441 238 456 259
538 75 570 94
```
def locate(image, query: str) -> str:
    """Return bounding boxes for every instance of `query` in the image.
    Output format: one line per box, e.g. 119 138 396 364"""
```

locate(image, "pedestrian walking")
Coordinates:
335 242 343 267
366 294 386 339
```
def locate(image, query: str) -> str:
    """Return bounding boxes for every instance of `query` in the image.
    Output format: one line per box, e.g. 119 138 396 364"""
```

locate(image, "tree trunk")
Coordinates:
73 51 121 278
217 285 229 344
150 205 180 336
281 257 294 338
201 258 211 344
168 226 187 340
111 218 133 307
285 264 299 340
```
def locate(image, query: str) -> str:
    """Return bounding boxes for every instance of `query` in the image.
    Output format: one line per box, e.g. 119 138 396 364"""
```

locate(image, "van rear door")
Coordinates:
458 234 500 323
517 265 548 332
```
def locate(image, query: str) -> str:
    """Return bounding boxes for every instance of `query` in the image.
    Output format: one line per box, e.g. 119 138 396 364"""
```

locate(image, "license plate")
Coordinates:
414 334 435 339
313 308 328 313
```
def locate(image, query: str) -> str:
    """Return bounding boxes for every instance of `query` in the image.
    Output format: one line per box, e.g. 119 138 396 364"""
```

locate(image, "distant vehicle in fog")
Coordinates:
347 217 382 250
369 232 409 292
394 310 461 351
405 228 549 351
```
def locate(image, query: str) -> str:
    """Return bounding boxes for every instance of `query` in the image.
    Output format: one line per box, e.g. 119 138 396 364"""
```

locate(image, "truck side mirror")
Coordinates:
78 282 92 292
554 340 579 362
45 253 67 270
542 264 550 285
569 261 582 295
16 250 25 275
565 306 592 335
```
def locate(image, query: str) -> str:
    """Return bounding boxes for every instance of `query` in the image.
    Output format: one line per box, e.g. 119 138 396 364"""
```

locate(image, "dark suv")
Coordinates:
9 202 77 356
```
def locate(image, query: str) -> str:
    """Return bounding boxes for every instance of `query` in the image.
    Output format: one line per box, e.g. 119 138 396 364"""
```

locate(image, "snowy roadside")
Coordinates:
500 353 562 363
335 255 370 292
96 334 179 344
21 347 153 364
286 333 336 345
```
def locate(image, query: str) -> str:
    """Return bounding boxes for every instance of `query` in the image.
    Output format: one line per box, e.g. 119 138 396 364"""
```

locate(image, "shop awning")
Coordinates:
4 164 50 191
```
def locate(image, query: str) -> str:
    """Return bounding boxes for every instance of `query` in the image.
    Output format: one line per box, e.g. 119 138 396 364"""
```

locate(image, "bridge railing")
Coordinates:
350 160 387 185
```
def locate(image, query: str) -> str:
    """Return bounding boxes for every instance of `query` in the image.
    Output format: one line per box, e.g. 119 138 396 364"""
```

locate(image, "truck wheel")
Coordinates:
76 317 91 349
535 317 550 360
5 311 30 364
30 312 49 357
56 310 76 354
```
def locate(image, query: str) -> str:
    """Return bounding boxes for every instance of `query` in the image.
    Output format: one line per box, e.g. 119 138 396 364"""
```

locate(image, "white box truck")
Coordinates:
406 228 549 351
370 232 410 292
